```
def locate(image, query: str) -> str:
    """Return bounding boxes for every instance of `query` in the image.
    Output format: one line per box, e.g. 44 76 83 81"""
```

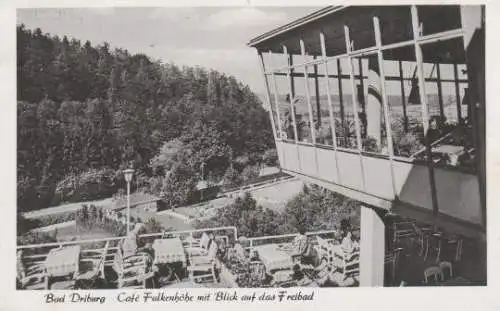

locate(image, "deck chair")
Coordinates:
17 255 49 290
186 241 218 283
114 249 154 289
339 243 360 280
189 233 211 249
74 241 109 289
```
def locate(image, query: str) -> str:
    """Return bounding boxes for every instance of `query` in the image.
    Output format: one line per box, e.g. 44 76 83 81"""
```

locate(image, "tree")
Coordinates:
195 185 361 238
17 25 275 214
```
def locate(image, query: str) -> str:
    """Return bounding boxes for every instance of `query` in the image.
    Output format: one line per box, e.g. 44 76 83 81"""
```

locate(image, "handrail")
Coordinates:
17 226 238 251
139 226 238 240
246 229 338 249
17 236 126 250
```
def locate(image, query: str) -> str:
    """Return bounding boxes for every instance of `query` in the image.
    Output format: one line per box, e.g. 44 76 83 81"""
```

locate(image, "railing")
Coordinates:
244 229 339 250
18 226 238 264
139 226 238 248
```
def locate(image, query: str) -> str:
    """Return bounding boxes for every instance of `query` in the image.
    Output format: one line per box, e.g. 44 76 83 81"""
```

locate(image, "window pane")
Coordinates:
382 46 426 158
323 25 347 57
274 74 296 141
353 54 389 154
441 82 459 123
417 5 462 36
266 74 281 139
346 9 376 51
329 58 357 149
293 70 313 143
315 61 335 146
419 37 474 171
380 6 414 45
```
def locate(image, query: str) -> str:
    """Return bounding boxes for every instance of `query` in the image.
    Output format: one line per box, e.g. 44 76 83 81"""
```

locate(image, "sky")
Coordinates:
17 7 321 94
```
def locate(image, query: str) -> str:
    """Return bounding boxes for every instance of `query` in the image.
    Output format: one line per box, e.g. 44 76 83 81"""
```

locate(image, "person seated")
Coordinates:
122 223 153 266
289 228 309 256
340 219 355 253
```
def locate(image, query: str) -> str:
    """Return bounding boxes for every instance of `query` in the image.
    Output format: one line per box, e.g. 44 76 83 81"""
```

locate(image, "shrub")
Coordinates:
54 168 122 203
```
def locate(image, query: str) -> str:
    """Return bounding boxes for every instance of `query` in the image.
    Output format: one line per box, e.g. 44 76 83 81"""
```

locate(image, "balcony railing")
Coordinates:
275 140 482 226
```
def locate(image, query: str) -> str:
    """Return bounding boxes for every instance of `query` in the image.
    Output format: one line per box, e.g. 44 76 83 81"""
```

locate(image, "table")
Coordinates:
255 244 293 274
152 238 187 266
45 246 81 278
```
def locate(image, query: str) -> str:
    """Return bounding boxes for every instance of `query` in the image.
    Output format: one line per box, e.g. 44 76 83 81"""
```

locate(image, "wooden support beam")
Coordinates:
398 60 409 132
300 39 317 144
258 52 279 141
411 5 440 216
453 63 463 124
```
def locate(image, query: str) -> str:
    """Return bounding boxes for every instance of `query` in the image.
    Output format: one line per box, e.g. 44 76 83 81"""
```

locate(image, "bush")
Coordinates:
195 185 361 238
54 168 122 204
17 231 57 246
262 148 278 167
17 214 41 236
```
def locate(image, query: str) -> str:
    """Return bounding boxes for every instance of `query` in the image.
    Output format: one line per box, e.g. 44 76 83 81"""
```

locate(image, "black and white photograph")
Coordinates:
14 4 487 292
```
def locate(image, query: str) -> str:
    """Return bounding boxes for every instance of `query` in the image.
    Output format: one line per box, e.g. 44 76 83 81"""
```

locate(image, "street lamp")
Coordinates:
123 168 135 236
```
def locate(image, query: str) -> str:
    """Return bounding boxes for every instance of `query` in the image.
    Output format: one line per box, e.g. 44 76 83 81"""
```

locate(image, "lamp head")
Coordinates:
123 168 135 183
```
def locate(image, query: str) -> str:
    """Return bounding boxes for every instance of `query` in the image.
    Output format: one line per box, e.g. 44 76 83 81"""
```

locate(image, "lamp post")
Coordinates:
123 168 135 236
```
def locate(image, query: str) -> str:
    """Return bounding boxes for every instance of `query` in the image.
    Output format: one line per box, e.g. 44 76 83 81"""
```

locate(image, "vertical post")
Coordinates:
453 63 463 124
267 51 285 142
374 16 398 198
412 5 439 216
398 60 409 132
344 25 363 151
300 39 317 144
313 57 322 138
461 5 486 228
435 63 445 122
358 57 367 136
411 5 429 135
360 205 385 287
282 46 300 143
337 59 346 127
126 180 131 236
321 32 342 184
320 32 339 150
257 52 280 140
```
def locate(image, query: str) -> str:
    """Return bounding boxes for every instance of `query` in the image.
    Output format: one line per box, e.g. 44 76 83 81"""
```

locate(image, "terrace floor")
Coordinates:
387 237 486 286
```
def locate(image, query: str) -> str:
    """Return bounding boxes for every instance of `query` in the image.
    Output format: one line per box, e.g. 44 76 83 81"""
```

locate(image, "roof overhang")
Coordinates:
247 5 345 48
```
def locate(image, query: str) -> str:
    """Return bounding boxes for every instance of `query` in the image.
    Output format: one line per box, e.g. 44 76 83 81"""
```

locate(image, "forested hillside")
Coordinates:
17 25 275 212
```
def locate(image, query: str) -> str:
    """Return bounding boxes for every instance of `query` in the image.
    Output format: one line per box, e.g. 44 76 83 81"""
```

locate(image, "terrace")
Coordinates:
17 222 483 289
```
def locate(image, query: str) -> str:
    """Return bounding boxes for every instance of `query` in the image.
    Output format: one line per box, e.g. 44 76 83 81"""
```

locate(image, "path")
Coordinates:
23 198 114 219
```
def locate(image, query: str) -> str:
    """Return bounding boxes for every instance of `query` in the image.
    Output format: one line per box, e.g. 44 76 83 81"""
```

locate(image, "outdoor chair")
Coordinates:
188 232 211 249
17 257 49 290
447 235 464 261
114 248 154 289
439 261 453 281
74 241 109 289
430 231 444 263
186 241 218 283
412 223 430 258
392 221 416 244
384 247 403 285
424 266 441 285
341 248 360 280
316 236 336 265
